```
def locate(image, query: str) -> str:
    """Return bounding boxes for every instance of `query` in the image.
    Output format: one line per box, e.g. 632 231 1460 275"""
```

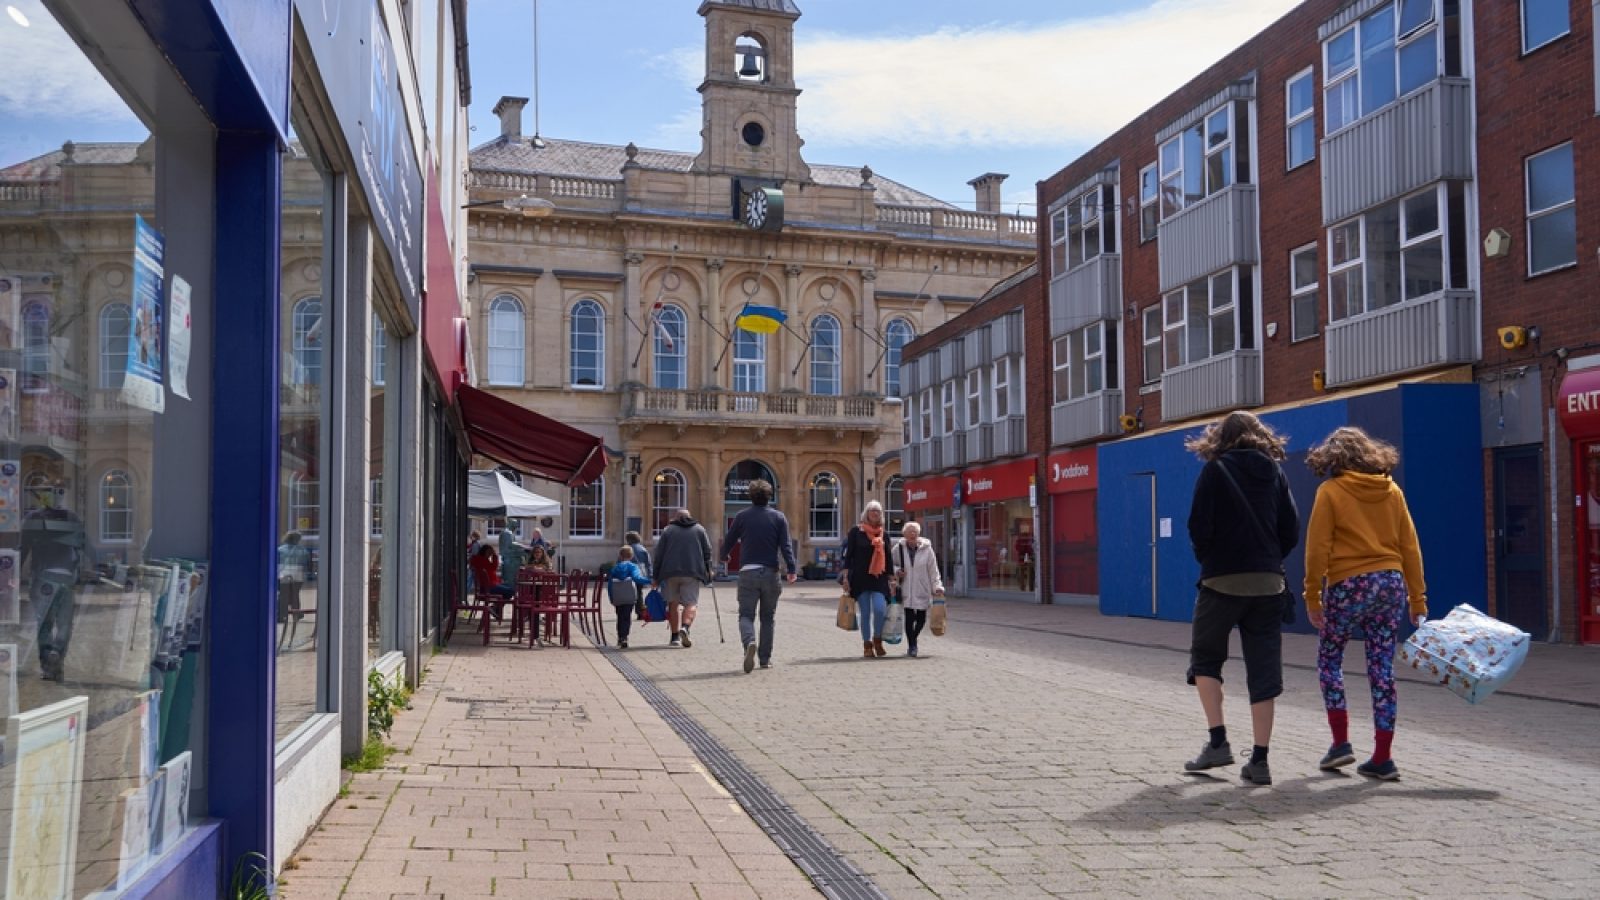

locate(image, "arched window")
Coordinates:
291 297 323 386
652 304 687 390
497 465 523 487
372 314 388 386
733 329 765 394
22 301 49 386
568 476 605 539
651 467 687 537
290 471 319 538
808 472 841 540
885 475 906 533
487 295 524 385
100 469 134 542
99 302 132 390
570 299 605 388
884 318 915 398
810 314 841 396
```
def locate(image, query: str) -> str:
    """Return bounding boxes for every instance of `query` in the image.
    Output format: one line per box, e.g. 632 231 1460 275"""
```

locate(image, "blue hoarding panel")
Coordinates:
1396 383 1487 618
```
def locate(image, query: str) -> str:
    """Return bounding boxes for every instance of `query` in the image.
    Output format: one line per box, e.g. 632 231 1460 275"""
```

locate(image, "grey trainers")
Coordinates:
742 642 757 674
1319 741 1356 771
1184 742 1234 772
1239 759 1272 785
680 627 692 648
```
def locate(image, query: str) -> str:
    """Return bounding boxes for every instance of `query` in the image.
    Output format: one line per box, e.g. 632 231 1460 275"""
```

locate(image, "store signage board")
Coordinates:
1046 447 1098 494
295 0 424 317
961 459 1035 504
903 475 958 512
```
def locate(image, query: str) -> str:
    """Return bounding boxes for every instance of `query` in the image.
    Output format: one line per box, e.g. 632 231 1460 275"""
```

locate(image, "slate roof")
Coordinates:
0 142 142 180
470 136 955 209
701 0 802 16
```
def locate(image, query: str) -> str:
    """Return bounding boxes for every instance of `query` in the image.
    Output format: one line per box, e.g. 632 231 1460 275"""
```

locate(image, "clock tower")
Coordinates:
691 0 812 184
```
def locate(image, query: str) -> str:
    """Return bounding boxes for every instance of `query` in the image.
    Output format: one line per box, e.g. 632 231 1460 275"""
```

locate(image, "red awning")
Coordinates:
457 385 608 487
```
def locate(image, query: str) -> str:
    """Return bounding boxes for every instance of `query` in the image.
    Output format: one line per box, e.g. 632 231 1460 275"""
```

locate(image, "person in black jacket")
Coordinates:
1182 411 1299 786
839 500 893 658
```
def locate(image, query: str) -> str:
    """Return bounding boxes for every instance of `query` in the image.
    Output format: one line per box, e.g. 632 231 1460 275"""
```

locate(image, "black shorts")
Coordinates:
1186 586 1284 704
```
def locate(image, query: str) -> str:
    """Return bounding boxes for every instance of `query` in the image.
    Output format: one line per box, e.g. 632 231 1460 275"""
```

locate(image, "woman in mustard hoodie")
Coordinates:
1303 427 1427 781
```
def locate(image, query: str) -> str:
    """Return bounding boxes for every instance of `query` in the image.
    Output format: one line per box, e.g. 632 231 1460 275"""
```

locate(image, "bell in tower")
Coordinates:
692 0 811 182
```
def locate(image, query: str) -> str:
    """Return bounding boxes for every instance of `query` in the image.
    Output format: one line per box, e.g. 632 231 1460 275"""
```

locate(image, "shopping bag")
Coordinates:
1397 603 1530 705
644 588 667 623
882 599 905 644
835 593 857 630
929 598 947 636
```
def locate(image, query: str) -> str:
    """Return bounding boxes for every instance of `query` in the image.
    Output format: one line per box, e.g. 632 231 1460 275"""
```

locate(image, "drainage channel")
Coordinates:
601 649 890 900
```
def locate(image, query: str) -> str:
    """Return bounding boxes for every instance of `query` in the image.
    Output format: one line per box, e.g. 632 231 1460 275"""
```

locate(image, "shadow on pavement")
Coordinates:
1076 775 1500 830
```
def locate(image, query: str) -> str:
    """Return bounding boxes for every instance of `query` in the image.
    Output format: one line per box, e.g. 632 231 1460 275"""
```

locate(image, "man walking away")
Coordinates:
653 509 713 648
719 479 796 673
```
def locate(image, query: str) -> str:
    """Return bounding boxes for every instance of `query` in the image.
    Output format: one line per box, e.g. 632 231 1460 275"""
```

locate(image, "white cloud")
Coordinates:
794 0 1302 149
0 0 140 122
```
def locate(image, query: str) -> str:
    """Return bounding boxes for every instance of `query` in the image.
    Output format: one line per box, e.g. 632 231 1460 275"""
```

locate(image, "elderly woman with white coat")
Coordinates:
892 521 944 657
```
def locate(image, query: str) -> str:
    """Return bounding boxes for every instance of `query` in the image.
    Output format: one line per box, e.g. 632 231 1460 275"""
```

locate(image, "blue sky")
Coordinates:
466 0 1303 211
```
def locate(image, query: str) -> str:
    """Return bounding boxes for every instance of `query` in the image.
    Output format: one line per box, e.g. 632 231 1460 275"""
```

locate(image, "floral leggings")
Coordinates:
1317 569 1406 732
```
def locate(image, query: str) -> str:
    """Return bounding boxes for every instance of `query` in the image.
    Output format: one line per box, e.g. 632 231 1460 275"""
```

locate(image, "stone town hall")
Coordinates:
465 0 1033 573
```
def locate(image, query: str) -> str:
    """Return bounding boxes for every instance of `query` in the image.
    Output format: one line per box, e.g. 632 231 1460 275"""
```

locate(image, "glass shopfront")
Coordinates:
961 460 1036 595
0 3 217 891
902 475 958 585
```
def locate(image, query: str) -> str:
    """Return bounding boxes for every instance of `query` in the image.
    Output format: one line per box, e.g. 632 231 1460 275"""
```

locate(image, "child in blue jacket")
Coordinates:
608 545 652 648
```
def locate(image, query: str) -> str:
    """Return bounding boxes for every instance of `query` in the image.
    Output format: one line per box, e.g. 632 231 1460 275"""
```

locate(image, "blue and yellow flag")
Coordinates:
735 304 786 335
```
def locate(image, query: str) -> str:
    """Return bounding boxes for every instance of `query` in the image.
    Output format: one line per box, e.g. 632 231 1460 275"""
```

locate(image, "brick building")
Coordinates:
902 0 1600 643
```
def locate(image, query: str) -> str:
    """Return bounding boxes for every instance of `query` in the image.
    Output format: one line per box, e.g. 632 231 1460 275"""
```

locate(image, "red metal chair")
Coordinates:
511 570 561 646
444 569 492 646
566 572 607 646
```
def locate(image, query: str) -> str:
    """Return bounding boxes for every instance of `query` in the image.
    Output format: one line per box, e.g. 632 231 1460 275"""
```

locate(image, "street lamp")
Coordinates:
462 194 555 217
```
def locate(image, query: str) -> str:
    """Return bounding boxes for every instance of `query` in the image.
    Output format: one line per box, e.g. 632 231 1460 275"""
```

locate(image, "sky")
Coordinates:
465 0 1305 212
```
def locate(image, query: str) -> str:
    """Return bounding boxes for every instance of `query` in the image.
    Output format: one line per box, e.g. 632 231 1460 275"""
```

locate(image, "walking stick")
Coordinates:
709 580 727 643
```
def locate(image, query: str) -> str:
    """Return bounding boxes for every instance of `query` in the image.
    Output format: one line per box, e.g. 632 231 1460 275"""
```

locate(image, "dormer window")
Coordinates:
735 33 767 82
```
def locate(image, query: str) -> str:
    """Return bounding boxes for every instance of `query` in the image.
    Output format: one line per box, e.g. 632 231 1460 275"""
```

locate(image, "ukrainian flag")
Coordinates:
735 304 786 335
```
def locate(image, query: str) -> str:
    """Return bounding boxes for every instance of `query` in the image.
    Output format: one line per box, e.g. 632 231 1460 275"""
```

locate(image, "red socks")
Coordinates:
1327 709 1349 745
1372 729 1395 764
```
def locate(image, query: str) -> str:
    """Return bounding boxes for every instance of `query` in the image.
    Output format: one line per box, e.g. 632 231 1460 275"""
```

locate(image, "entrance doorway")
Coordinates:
723 459 778 571
1493 446 1545 640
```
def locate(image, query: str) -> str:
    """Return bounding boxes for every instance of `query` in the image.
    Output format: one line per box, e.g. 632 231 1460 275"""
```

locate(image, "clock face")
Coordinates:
745 189 767 228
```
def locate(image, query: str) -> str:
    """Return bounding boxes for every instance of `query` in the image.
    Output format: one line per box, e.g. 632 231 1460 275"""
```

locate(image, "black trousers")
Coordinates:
615 603 635 642
905 608 928 646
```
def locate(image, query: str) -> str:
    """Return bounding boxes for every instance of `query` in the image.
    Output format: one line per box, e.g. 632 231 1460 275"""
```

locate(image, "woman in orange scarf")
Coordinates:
840 500 894 657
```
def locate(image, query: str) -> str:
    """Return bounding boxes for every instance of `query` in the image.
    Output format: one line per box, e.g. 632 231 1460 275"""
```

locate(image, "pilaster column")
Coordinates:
779 450 801 567
704 257 724 389
622 251 645 389
782 263 802 392
705 447 724 563
860 267 878 395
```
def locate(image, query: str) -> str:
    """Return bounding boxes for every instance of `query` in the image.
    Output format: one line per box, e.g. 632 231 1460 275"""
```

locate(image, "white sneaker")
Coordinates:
680 627 692 648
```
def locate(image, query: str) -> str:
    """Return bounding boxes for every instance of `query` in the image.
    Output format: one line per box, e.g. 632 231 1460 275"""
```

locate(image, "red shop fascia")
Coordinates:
1557 366 1600 644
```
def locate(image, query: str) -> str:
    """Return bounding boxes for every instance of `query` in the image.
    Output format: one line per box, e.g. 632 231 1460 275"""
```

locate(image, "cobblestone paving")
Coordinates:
621 584 1600 898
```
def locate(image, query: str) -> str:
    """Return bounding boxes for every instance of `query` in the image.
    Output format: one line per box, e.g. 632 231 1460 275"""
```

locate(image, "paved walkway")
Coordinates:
277 633 821 900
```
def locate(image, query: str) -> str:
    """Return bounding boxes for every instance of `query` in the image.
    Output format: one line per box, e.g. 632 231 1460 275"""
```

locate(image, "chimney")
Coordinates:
967 172 1008 214
492 96 529 141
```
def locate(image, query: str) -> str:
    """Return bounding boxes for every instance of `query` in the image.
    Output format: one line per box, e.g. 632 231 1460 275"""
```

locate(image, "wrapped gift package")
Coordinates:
1397 604 1530 705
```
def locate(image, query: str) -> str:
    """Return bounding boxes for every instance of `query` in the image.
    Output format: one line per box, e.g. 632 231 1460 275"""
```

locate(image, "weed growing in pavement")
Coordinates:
367 668 411 737
343 735 392 772
228 852 272 900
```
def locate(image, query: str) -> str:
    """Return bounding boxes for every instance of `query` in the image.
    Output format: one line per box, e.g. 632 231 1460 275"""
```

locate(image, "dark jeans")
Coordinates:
1187 586 1285 703
905 608 928 647
615 603 635 643
736 567 783 663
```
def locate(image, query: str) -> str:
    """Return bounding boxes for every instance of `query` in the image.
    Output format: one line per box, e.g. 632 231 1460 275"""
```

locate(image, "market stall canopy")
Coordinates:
456 384 608 487
467 470 561 518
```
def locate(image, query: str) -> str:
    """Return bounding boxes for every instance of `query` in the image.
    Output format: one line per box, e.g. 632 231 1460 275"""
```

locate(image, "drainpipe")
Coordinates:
1548 403 1563 643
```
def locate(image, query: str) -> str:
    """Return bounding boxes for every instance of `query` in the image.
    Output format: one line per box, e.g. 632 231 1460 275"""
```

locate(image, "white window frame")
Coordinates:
1052 336 1071 402
1286 67 1316 170
291 296 323 386
1049 206 1068 276
1290 244 1320 341
569 298 606 389
652 304 687 390
568 476 605 539
966 369 982 427
808 471 842 540
370 476 383 539
22 302 48 386
991 360 1010 419
1158 129 1190 220
486 294 525 385
1328 185 1447 320
1399 188 1445 301
1055 323 1109 402
651 467 687 537
99 302 131 390
885 475 905 529
919 388 933 441
1163 269 1238 368
1323 0 1441 136
1056 187 1111 272
1526 142 1578 276
290 471 319 538
372 313 388 386
1521 0 1571 54
810 314 841 396
901 401 912 445
884 318 914 398
1142 306 1162 385
99 468 134 543
1203 106 1234 196
733 329 767 394
1138 163 1159 242
941 380 956 434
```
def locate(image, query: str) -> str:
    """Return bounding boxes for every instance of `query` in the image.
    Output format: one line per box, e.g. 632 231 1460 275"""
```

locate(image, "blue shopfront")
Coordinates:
1097 384 1486 633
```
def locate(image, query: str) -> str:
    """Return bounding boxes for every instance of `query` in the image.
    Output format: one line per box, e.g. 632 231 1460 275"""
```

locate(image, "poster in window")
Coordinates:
138 689 160 781
0 645 14 720
2 695 88 900
168 275 191 401
113 783 151 889
0 461 17 534
0 552 15 624
0 369 14 442
0 274 17 349
159 750 192 848
120 215 165 414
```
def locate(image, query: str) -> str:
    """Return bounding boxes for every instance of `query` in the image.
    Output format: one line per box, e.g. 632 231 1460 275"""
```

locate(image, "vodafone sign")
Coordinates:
903 475 957 512
1046 447 1098 494
961 459 1034 504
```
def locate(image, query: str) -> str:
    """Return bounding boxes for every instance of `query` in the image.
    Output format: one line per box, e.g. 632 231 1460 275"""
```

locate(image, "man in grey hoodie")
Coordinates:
720 479 797 673
652 510 713 647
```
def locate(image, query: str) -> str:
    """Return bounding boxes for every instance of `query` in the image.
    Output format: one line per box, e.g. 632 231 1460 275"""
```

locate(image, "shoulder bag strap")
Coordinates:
1214 460 1280 556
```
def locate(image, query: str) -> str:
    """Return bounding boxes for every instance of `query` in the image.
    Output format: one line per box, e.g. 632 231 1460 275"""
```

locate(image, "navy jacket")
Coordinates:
1188 449 1299 580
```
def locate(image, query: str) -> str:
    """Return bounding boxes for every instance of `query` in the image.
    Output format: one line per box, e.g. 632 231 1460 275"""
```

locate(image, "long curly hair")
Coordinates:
1184 411 1287 462
1305 426 1398 477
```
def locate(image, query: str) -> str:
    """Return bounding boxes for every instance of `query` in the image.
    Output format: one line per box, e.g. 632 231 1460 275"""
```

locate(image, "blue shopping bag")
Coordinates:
644 588 667 623
1397 604 1530 705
